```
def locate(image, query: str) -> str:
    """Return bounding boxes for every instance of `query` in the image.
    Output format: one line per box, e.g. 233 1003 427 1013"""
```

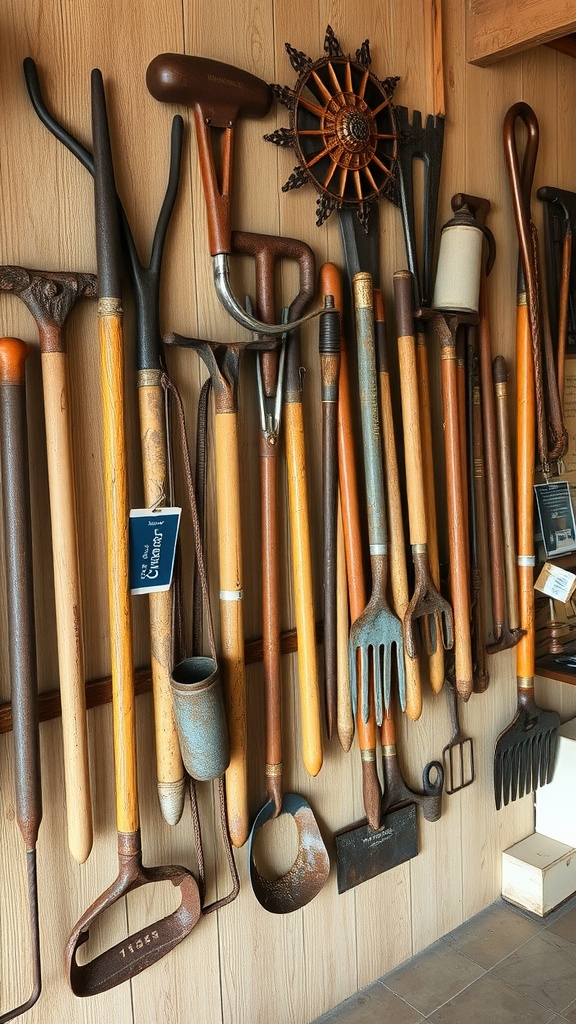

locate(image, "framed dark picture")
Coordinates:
534 481 576 558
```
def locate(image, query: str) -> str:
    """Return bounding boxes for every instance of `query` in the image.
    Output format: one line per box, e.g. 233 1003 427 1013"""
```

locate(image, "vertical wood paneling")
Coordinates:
0 3 572 1023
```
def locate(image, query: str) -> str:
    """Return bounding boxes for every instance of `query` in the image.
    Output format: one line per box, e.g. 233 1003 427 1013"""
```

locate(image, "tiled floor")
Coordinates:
313 893 576 1023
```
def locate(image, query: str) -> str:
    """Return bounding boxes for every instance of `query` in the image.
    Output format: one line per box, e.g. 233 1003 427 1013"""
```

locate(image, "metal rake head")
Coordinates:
349 600 406 726
443 736 475 795
494 706 560 810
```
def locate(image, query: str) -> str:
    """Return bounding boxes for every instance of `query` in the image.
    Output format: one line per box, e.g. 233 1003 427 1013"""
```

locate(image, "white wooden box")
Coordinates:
502 833 576 916
535 717 576 847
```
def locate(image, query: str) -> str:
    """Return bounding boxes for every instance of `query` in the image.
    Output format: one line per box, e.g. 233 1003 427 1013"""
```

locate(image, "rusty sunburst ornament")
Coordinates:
265 26 400 227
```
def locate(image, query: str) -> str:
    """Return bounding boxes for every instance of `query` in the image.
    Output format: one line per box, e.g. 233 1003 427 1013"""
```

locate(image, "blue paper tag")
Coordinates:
129 508 181 594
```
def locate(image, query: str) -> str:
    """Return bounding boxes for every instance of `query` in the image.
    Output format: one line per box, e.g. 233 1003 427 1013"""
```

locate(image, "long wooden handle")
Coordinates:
99 307 138 836
415 327 445 692
0 338 42 852
394 273 428 546
319 300 340 740
284 400 322 777
493 355 521 631
439 322 473 700
138 381 185 826
42 350 92 862
374 290 422 721
516 297 536 682
214 410 249 843
260 427 282 813
336 490 353 751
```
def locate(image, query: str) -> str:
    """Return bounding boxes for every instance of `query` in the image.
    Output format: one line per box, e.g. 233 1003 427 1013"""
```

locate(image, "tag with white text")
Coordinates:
129 508 181 595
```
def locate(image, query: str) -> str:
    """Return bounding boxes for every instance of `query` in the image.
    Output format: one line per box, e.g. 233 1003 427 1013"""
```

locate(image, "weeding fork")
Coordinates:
349 273 405 726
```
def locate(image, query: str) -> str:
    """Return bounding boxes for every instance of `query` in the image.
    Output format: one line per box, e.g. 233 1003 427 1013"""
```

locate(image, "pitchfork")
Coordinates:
349 273 405 727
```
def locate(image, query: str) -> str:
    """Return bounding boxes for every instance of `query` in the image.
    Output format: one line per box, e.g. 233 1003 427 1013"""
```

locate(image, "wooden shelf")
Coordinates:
467 1 576 66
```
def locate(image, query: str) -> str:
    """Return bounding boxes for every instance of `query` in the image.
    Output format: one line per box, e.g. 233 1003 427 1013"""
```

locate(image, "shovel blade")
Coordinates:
334 804 417 894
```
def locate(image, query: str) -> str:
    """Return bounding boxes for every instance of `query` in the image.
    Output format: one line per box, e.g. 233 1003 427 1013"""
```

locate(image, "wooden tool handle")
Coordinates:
100 310 139 836
394 271 428 547
0 338 42 851
42 350 92 861
492 355 521 631
415 328 445 693
516 299 536 681
439 322 473 700
336 490 353 751
260 428 282 812
214 410 249 844
375 290 422 722
138 381 185 825
284 400 322 777
319 260 379 794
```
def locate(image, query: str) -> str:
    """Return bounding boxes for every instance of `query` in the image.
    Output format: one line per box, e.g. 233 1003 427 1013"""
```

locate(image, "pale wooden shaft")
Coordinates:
336 489 353 751
41 351 92 864
285 400 322 778
99 312 138 836
214 410 248 847
137 384 184 797
516 300 536 678
397 331 428 545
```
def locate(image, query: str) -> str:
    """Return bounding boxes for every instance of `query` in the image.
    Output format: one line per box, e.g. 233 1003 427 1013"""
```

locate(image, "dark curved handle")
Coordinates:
0 339 42 851
146 53 272 124
91 69 121 298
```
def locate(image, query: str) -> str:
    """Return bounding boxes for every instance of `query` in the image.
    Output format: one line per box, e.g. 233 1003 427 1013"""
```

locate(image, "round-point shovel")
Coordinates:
244 235 329 914
0 338 42 1022
65 69 200 997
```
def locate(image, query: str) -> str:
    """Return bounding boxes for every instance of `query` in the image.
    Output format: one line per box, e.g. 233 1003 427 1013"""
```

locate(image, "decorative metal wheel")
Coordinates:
265 26 400 226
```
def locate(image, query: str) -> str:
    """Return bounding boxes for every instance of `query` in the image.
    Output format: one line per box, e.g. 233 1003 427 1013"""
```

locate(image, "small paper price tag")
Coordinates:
534 561 576 603
129 508 181 595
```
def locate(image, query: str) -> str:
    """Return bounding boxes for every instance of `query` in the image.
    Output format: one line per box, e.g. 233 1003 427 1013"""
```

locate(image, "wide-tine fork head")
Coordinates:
349 599 406 727
493 701 560 810
404 548 454 660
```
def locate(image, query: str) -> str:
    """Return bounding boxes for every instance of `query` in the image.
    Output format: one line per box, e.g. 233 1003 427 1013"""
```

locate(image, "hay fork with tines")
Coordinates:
349 273 405 726
494 103 561 811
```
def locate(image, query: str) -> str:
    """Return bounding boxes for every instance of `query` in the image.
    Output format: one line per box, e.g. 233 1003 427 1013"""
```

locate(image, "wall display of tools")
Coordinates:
0 2 576 1023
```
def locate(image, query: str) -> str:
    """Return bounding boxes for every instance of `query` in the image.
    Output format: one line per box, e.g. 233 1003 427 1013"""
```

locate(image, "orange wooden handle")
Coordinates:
99 311 138 836
214 410 249 846
440 334 473 699
516 299 536 680
0 337 27 384
284 401 322 777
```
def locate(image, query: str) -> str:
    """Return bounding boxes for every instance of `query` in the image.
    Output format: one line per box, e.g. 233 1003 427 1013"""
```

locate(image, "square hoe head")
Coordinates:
334 804 418 894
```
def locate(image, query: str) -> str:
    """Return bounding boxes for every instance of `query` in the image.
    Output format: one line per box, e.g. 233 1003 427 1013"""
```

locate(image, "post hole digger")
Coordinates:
64 70 201 996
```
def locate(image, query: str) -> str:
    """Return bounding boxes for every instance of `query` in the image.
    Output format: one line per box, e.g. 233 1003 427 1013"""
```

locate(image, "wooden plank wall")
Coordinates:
0 0 573 1022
